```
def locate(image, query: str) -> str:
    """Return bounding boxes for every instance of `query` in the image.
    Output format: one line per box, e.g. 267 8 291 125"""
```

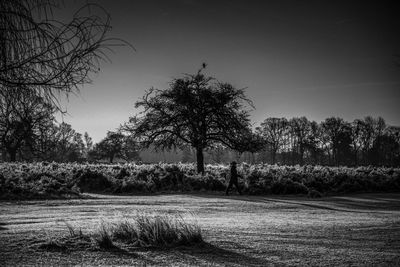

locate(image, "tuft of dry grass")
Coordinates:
64 221 83 237
111 213 203 247
92 223 115 249
37 213 203 252
37 222 115 251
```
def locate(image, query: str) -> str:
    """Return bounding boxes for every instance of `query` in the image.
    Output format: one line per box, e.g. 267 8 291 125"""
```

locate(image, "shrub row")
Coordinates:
1 162 399 199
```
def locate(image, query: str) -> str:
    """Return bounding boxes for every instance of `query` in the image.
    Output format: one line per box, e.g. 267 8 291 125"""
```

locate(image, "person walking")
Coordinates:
225 161 242 195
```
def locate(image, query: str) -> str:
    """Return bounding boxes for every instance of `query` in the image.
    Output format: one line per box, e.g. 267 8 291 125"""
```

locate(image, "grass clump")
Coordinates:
37 222 115 252
37 214 203 252
111 213 203 248
38 232 67 251
64 221 83 237
92 223 115 249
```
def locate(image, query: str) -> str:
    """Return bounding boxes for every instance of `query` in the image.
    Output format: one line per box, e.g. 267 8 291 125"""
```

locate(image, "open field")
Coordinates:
1 193 400 266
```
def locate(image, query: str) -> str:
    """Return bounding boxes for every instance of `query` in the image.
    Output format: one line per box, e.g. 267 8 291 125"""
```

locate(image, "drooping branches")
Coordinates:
0 0 131 106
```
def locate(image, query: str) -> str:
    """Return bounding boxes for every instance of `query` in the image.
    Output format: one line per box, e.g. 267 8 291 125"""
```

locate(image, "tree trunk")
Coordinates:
196 147 204 174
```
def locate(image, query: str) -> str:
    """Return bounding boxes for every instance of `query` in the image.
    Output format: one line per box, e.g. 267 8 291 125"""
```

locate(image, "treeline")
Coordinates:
204 116 399 167
0 88 139 163
1 90 399 167
1 77 399 167
1 89 399 167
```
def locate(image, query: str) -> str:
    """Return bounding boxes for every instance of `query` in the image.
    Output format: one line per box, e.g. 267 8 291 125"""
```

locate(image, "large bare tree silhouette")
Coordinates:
124 65 254 173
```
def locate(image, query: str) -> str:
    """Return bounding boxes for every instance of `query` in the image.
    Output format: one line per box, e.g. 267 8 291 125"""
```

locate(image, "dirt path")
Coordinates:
1 193 400 266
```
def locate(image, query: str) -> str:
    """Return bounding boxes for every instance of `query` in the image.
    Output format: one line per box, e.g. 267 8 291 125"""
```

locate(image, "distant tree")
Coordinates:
321 117 352 166
371 134 399 166
375 117 387 137
369 116 386 164
0 0 130 107
386 126 400 145
89 131 140 163
91 131 124 163
289 117 313 165
0 88 55 161
83 132 93 160
350 119 365 166
51 122 85 162
30 112 59 161
120 135 141 162
257 118 288 164
305 121 323 164
355 116 375 164
232 130 265 163
84 132 93 151
384 126 400 166
124 65 254 173
234 130 265 154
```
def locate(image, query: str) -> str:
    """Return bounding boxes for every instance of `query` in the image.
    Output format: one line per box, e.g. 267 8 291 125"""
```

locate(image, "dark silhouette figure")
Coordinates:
225 161 242 195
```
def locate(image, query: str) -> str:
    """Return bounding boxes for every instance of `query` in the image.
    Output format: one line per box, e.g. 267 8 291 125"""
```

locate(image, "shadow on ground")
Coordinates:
0 222 8 230
135 242 269 266
194 193 400 213
104 246 159 265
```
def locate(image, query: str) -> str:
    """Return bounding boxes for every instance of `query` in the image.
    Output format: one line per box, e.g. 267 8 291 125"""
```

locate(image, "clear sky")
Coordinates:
57 0 400 142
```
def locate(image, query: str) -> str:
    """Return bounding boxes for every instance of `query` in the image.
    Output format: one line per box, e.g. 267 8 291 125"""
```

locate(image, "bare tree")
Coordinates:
321 117 352 166
351 119 364 166
257 118 288 164
124 65 254 173
0 0 130 106
384 126 400 166
289 117 313 165
90 131 125 163
307 120 323 164
0 87 55 161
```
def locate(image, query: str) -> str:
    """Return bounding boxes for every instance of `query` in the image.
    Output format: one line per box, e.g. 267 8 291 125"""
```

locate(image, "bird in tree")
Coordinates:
124 65 255 173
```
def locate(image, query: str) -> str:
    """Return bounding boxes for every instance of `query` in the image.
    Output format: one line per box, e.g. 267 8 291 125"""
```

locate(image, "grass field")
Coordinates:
1 193 400 266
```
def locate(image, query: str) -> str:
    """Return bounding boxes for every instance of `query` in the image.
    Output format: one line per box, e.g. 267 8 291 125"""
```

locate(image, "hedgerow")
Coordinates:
0 162 399 200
